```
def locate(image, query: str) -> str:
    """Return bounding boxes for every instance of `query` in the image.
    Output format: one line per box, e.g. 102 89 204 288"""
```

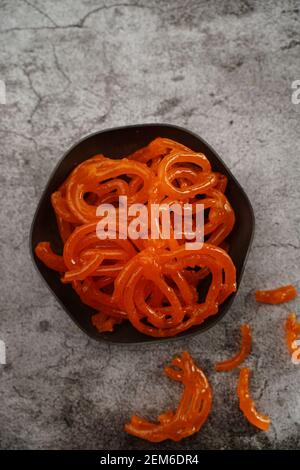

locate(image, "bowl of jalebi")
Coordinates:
30 124 254 343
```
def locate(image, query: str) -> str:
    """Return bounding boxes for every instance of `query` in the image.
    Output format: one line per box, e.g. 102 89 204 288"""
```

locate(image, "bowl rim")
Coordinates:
29 122 255 345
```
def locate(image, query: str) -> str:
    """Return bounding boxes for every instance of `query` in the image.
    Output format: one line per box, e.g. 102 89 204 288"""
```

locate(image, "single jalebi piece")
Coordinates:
215 324 252 372
35 242 66 272
60 222 137 323
157 151 217 200
237 367 270 431
51 154 106 225
285 312 300 355
65 157 153 223
125 351 212 442
72 277 127 322
189 187 235 246
113 244 236 337
142 149 234 250
255 285 297 304
145 183 234 250
128 137 192 174
62 222 138 282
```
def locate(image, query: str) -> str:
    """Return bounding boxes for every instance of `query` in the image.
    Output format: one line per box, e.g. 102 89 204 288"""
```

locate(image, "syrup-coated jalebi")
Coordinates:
125 352 212 442
237 367 271 431
35 137 236 336
285 312 300 355
255 285 297 304
215 324 252 372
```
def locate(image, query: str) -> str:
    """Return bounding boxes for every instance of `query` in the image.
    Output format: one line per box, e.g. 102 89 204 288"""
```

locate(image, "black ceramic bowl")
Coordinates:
30 124 254 344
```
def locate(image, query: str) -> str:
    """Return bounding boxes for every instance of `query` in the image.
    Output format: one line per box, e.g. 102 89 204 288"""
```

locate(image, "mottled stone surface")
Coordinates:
0 0 299 450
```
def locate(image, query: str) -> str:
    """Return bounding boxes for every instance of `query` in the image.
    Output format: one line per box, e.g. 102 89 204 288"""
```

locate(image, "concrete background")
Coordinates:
0 0 299 450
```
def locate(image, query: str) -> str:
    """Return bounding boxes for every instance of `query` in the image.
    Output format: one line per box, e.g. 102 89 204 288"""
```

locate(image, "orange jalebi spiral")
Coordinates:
112 245 236 337
66 158 153 223
125 351 212 442
34 138 236 336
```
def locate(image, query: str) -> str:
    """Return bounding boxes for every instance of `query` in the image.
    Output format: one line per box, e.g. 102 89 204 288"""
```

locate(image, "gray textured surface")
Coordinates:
0 0 299 450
